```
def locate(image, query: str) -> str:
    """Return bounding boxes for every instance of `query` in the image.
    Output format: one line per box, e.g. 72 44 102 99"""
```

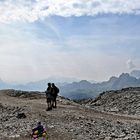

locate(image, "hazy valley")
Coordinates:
1 70 140 100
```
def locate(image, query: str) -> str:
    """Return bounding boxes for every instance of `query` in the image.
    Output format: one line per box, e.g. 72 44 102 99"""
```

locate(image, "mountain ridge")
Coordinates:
60 73 140 99
0 72 140 100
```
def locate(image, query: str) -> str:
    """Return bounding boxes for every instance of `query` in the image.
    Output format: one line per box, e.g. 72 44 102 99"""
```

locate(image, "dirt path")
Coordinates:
1 91 140 123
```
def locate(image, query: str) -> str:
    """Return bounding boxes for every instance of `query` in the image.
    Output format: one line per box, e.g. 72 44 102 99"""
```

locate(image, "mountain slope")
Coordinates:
60 73 140 99
1 89 140 139
85 87 140 116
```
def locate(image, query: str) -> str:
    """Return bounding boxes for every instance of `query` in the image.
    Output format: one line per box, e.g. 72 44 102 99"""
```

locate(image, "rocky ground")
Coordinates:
1 88 140 140
85 87 140 116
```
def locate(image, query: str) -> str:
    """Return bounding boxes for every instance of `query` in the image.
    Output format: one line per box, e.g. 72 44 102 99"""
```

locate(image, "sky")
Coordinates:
0 0 140 83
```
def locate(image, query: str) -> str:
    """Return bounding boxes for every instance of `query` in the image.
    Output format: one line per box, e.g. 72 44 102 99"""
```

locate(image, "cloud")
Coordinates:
126 59 136 69
0 0 140 23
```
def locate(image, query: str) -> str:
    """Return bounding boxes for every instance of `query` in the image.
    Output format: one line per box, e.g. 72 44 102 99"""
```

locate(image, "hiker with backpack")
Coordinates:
45 83 53 111
51 83 59 108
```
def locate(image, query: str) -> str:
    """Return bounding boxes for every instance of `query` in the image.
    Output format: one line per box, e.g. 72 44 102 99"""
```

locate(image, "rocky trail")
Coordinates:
1 89 140 140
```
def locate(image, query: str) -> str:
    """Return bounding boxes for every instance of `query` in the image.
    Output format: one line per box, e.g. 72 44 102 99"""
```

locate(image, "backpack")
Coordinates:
55 87 59 94
52 86 59 96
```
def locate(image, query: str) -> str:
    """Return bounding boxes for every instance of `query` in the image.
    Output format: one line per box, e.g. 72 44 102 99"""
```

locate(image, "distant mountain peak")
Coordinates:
109 76 117 82
118 73 132 80
79 80 91 84
119 73 130 78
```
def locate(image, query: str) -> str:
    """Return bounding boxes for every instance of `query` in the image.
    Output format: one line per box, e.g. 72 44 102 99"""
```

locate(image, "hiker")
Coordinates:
52 83 59 108
45 83 53 111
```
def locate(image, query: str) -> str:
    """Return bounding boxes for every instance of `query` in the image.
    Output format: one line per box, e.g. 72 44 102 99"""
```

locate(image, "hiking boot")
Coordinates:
46 108 50 111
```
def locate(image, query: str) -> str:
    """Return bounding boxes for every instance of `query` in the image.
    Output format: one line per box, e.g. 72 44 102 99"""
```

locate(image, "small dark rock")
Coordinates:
16 113 26 119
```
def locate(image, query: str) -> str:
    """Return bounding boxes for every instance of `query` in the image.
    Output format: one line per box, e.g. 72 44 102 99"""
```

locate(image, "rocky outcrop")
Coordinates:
85 87 140 115
3 89 45 99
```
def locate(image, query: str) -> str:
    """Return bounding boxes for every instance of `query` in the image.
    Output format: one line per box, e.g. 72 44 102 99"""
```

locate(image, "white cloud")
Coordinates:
0 0 140 23
126 59 136 69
